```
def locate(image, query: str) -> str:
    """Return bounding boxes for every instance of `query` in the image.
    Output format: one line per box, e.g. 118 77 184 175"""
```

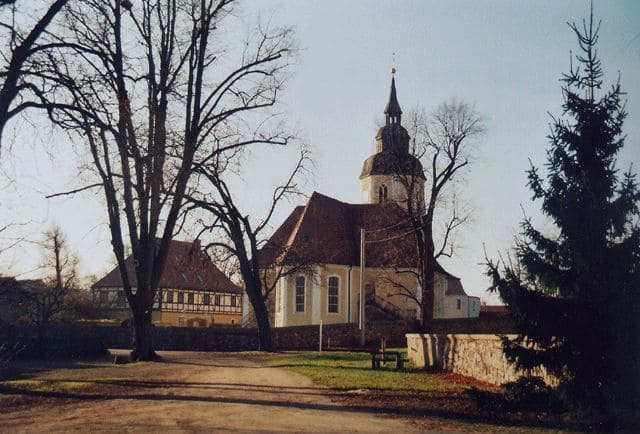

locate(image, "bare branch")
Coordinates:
44 182 102 199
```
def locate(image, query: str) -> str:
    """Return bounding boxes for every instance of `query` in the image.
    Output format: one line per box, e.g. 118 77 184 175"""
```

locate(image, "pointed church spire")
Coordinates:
384 68 402 125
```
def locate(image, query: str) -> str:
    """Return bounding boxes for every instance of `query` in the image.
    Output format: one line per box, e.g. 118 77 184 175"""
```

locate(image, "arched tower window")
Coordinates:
378 184 388 203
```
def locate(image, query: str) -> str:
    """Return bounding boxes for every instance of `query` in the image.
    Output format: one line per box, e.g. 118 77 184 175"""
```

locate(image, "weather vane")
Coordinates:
392 52 396 75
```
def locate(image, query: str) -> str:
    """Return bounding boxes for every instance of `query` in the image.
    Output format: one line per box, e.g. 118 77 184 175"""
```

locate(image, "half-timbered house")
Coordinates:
92 240 242 327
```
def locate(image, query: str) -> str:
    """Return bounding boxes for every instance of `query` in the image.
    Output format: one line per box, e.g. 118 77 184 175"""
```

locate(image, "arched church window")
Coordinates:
378 184 388 203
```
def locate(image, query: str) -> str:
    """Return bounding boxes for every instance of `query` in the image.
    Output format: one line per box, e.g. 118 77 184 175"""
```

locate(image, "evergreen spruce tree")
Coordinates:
487 8 640 418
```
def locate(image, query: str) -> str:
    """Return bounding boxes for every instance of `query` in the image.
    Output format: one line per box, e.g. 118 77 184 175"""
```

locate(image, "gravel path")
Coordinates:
0 351 426 433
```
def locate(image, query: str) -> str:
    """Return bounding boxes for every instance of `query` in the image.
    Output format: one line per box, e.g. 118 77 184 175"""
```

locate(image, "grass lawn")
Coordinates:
268 350 472 392
268 350 590 433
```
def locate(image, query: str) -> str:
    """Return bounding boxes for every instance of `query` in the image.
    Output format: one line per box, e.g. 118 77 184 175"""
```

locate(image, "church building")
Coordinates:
256 73 480 328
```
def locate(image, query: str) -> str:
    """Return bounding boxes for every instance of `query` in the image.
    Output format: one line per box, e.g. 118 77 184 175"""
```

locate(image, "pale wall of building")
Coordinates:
273 264 424 327
441 293 469 319
360 174 424 211
468 296 481 317
268 263 479 327
93 286 242 327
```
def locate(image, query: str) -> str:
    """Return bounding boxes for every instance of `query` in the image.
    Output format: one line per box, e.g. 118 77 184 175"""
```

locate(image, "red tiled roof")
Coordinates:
259 205 305 267
261 191 464 290
445 278 468 296
480 305 509 315
93 240 241 293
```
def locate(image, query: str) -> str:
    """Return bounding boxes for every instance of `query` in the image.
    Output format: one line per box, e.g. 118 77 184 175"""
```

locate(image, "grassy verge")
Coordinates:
268 351 587 433
268 350 468 392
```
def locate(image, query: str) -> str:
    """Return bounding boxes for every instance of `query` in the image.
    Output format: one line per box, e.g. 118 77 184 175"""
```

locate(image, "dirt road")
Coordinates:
0 351 425 433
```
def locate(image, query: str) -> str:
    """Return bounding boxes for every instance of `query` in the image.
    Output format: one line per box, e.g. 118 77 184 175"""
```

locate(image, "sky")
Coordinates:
1 0 639 304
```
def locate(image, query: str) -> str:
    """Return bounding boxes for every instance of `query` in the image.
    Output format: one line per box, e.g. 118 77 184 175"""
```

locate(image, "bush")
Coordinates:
503 376 552 410
468 375 559 412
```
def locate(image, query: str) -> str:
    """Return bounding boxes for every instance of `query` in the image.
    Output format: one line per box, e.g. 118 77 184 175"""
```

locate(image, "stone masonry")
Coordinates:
406 333 555 386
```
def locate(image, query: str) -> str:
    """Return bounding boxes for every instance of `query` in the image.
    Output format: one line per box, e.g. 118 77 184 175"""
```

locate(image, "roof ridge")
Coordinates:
309 190 348 205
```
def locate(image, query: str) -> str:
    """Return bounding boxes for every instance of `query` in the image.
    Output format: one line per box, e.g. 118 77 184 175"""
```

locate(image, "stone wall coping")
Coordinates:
406 333 519 339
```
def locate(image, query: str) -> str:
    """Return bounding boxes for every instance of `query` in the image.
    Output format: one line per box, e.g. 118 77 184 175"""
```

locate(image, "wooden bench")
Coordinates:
370 350 404 370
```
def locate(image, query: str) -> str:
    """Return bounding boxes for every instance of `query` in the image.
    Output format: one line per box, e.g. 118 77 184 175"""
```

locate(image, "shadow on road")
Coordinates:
0 380 589 432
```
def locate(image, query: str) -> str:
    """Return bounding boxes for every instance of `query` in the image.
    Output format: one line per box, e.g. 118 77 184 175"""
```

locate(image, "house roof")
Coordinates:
445 278 467 296
93 239 241 294
260 191 466 293
0 278 48 294
480 304 509 315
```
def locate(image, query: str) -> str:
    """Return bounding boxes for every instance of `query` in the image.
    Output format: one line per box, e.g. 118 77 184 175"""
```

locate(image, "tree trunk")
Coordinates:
421 257 435 327
244 276 273 351
130 304 157 361
253 300 273 352
420 217 436 329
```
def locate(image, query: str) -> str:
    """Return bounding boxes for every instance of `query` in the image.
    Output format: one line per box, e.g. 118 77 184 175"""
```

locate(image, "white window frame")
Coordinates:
327 275 340 314
295 276 305 313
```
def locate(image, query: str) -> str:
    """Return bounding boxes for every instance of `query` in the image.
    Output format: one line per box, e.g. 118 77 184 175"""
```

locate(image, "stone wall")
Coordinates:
406 333 554 386
273 320 417 350
1 320 415 357
0 324 113 358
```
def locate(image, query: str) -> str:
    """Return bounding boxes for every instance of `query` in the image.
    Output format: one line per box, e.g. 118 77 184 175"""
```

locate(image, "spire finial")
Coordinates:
384 68 402 125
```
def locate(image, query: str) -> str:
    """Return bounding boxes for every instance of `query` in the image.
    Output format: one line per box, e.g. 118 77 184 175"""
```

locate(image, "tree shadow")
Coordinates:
20 378 330 396
268 362 407 374
0 381 591 431
0 357 111 382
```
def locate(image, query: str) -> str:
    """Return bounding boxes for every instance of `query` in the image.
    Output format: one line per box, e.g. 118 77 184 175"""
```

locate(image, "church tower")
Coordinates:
359 71 425 212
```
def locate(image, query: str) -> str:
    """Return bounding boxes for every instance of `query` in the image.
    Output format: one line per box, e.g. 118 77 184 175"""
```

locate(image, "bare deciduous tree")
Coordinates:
28 0 294 360
395 101 484 326
0 221 24 257
41 225 77 292
0 225 78 339
0 0 69 148
186 149 311 351
30 225 78 333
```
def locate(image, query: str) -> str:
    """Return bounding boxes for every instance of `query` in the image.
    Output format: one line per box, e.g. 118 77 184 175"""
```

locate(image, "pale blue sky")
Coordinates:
1 0 639 303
